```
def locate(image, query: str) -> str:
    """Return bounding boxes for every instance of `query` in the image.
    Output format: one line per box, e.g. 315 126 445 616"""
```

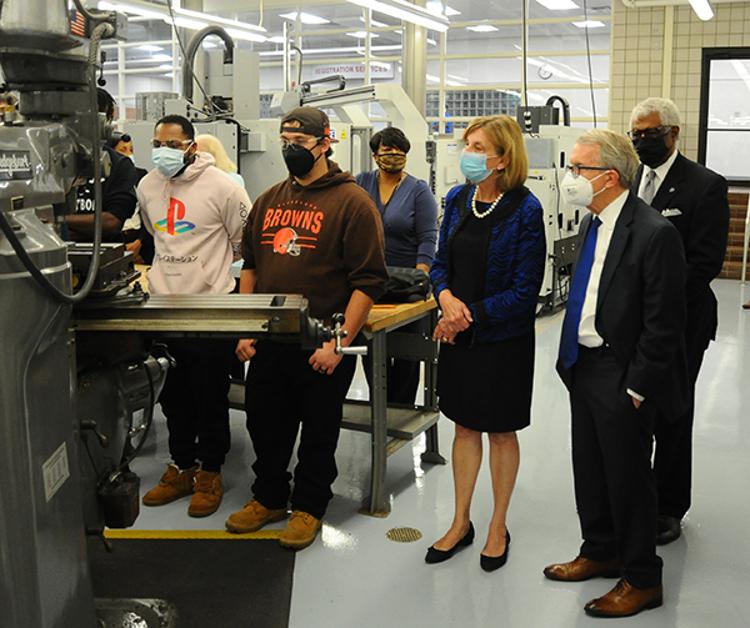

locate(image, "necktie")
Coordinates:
559 216 602 369
640 170 657 205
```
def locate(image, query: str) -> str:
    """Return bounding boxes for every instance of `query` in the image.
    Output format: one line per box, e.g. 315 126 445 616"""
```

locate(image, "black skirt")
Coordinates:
437 332 535 433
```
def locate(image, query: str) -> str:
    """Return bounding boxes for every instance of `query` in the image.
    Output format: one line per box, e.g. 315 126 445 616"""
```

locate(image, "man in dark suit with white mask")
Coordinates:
630 97 729 545
543 129 688 619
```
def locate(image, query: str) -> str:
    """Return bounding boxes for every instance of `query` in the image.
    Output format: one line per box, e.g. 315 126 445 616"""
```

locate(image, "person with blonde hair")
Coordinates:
426 115 546 571
196 133 245 187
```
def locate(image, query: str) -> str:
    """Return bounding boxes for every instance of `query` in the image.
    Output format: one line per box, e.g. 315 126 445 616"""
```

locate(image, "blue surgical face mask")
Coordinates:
459 149 501 184
152 146 189 178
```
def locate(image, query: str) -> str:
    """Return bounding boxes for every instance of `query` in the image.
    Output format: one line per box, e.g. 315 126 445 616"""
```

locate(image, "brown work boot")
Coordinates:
279 511 322 550
584 578 663 617
188 470 223 518
543 556 620 582
225 499 287 534
142 464 196 506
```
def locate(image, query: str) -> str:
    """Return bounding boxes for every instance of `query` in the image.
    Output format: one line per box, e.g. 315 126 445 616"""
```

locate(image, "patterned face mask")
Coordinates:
375 153 407 173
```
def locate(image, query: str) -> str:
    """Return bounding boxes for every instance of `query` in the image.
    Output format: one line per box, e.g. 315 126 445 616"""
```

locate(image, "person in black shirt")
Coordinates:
64 89 138 242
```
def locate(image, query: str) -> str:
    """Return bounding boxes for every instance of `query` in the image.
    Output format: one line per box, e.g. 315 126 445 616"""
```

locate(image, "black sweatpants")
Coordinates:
571 346 662 589
159 339 234 472
244 341 357 519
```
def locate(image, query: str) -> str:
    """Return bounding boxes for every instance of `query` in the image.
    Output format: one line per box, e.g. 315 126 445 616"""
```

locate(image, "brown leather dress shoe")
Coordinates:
584 578 663 617
543 556 620 581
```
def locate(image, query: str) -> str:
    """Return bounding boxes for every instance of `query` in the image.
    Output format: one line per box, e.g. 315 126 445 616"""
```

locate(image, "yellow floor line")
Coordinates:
104 529 283 540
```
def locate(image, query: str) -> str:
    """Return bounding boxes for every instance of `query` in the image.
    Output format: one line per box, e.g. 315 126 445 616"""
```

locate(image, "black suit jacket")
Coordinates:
633 153 729 349
556 192 689 422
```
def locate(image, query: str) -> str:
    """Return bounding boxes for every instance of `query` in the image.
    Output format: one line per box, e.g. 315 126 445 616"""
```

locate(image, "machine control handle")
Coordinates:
331 312 368 356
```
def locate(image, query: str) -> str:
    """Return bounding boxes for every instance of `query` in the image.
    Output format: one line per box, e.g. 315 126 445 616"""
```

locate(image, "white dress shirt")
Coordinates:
577 189 644 402
637 148 679 202
578 189 629 348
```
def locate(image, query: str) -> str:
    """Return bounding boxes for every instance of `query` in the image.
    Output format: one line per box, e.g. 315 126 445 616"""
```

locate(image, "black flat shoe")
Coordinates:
425 522 475 564
480 529 511 572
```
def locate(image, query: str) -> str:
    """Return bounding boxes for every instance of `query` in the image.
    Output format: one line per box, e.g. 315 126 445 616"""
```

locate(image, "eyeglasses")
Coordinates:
627 126 671 141
565 164 612 178
280 137 320 150
151 139 193 150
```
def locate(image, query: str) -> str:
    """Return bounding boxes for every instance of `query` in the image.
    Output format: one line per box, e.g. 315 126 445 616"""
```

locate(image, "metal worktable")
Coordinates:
228 298 446 517
345 299 446 516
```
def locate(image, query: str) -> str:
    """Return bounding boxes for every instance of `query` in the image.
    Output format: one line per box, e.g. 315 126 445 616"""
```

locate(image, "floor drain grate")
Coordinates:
386 527 423 543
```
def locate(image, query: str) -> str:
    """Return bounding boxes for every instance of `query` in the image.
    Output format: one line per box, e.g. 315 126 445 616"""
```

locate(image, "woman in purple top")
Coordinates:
356 127 438 404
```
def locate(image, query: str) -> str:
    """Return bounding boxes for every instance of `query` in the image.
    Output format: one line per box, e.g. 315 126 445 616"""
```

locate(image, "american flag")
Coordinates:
70 10 87 38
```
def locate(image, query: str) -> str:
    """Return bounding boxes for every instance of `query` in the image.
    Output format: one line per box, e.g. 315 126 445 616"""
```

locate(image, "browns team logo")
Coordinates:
261 201 324 256
272 227 301 256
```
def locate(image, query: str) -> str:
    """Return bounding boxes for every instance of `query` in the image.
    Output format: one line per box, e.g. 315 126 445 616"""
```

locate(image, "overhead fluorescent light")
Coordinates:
171 16 209 30
427 37 437 46
97 1 266 42
425 1 460 17
202 41 218 48
98 1 164 20
175 6 266 33
346 31 380 39
267 35 287 44
572 20 606 28
534 0 579 10
149 53 172 62
346 0 450 32
279 11 330 25
426 73 463 87
360 16 389 27
137 44 163 52
688 0 714 20
467 24 498 32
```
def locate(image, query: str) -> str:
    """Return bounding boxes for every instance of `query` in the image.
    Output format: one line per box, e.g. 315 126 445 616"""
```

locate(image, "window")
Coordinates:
699 48 750 184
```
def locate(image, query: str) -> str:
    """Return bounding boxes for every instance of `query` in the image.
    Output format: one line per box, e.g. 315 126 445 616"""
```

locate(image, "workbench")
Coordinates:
226 298 446 517
344 298 446 517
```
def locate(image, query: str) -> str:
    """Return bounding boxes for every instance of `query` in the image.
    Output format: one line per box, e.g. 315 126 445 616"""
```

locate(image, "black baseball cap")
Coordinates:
280 107 339 143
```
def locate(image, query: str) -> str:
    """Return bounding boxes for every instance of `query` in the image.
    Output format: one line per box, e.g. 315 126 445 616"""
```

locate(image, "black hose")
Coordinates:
181 26 235 104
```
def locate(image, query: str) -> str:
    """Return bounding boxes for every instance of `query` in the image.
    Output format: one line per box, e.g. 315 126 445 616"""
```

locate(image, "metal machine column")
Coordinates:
401 8 428 117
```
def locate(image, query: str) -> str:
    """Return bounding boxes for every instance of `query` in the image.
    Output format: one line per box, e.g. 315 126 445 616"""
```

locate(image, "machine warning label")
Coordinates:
42 442 70 503
0 151 33 180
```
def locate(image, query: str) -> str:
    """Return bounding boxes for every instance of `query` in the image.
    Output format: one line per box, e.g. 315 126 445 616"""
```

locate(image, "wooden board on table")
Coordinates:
365 298 437 333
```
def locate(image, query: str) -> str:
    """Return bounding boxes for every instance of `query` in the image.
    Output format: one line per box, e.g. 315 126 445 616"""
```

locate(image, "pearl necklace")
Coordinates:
471 186 503 219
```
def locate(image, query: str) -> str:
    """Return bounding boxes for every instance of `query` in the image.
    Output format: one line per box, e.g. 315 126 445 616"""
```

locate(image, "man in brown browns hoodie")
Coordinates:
225 107 387 549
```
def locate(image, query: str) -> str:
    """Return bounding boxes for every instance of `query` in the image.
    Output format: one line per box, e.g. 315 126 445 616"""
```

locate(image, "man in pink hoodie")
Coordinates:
137 114 252 518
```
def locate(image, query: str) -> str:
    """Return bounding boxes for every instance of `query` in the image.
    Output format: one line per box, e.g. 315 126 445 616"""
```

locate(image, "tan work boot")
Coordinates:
188 470 223 518
225 499 287 534
279 511 322 550
142 464 196 506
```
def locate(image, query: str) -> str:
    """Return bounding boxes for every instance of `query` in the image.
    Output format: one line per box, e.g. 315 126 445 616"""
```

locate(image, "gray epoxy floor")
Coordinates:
131 279 750 628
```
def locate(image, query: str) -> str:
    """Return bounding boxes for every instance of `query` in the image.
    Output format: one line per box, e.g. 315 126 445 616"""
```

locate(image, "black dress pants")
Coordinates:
159 339 234 472
244 341 357 519
653 309 709 520
571 346 662 589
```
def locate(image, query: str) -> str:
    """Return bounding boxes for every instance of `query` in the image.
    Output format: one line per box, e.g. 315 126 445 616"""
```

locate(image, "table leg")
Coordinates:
362 329 390 517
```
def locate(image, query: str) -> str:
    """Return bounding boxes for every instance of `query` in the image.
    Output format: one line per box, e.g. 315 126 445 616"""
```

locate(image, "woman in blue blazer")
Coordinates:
426 115 546 571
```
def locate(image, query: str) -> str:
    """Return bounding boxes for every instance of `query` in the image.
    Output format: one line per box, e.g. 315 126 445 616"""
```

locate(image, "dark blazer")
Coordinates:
431 183 546 344
556 192 689 422
633 153 729 351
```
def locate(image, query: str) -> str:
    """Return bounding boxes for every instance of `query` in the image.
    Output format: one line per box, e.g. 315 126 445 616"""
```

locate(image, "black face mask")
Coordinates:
282 143 322 178
633 135 670 169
